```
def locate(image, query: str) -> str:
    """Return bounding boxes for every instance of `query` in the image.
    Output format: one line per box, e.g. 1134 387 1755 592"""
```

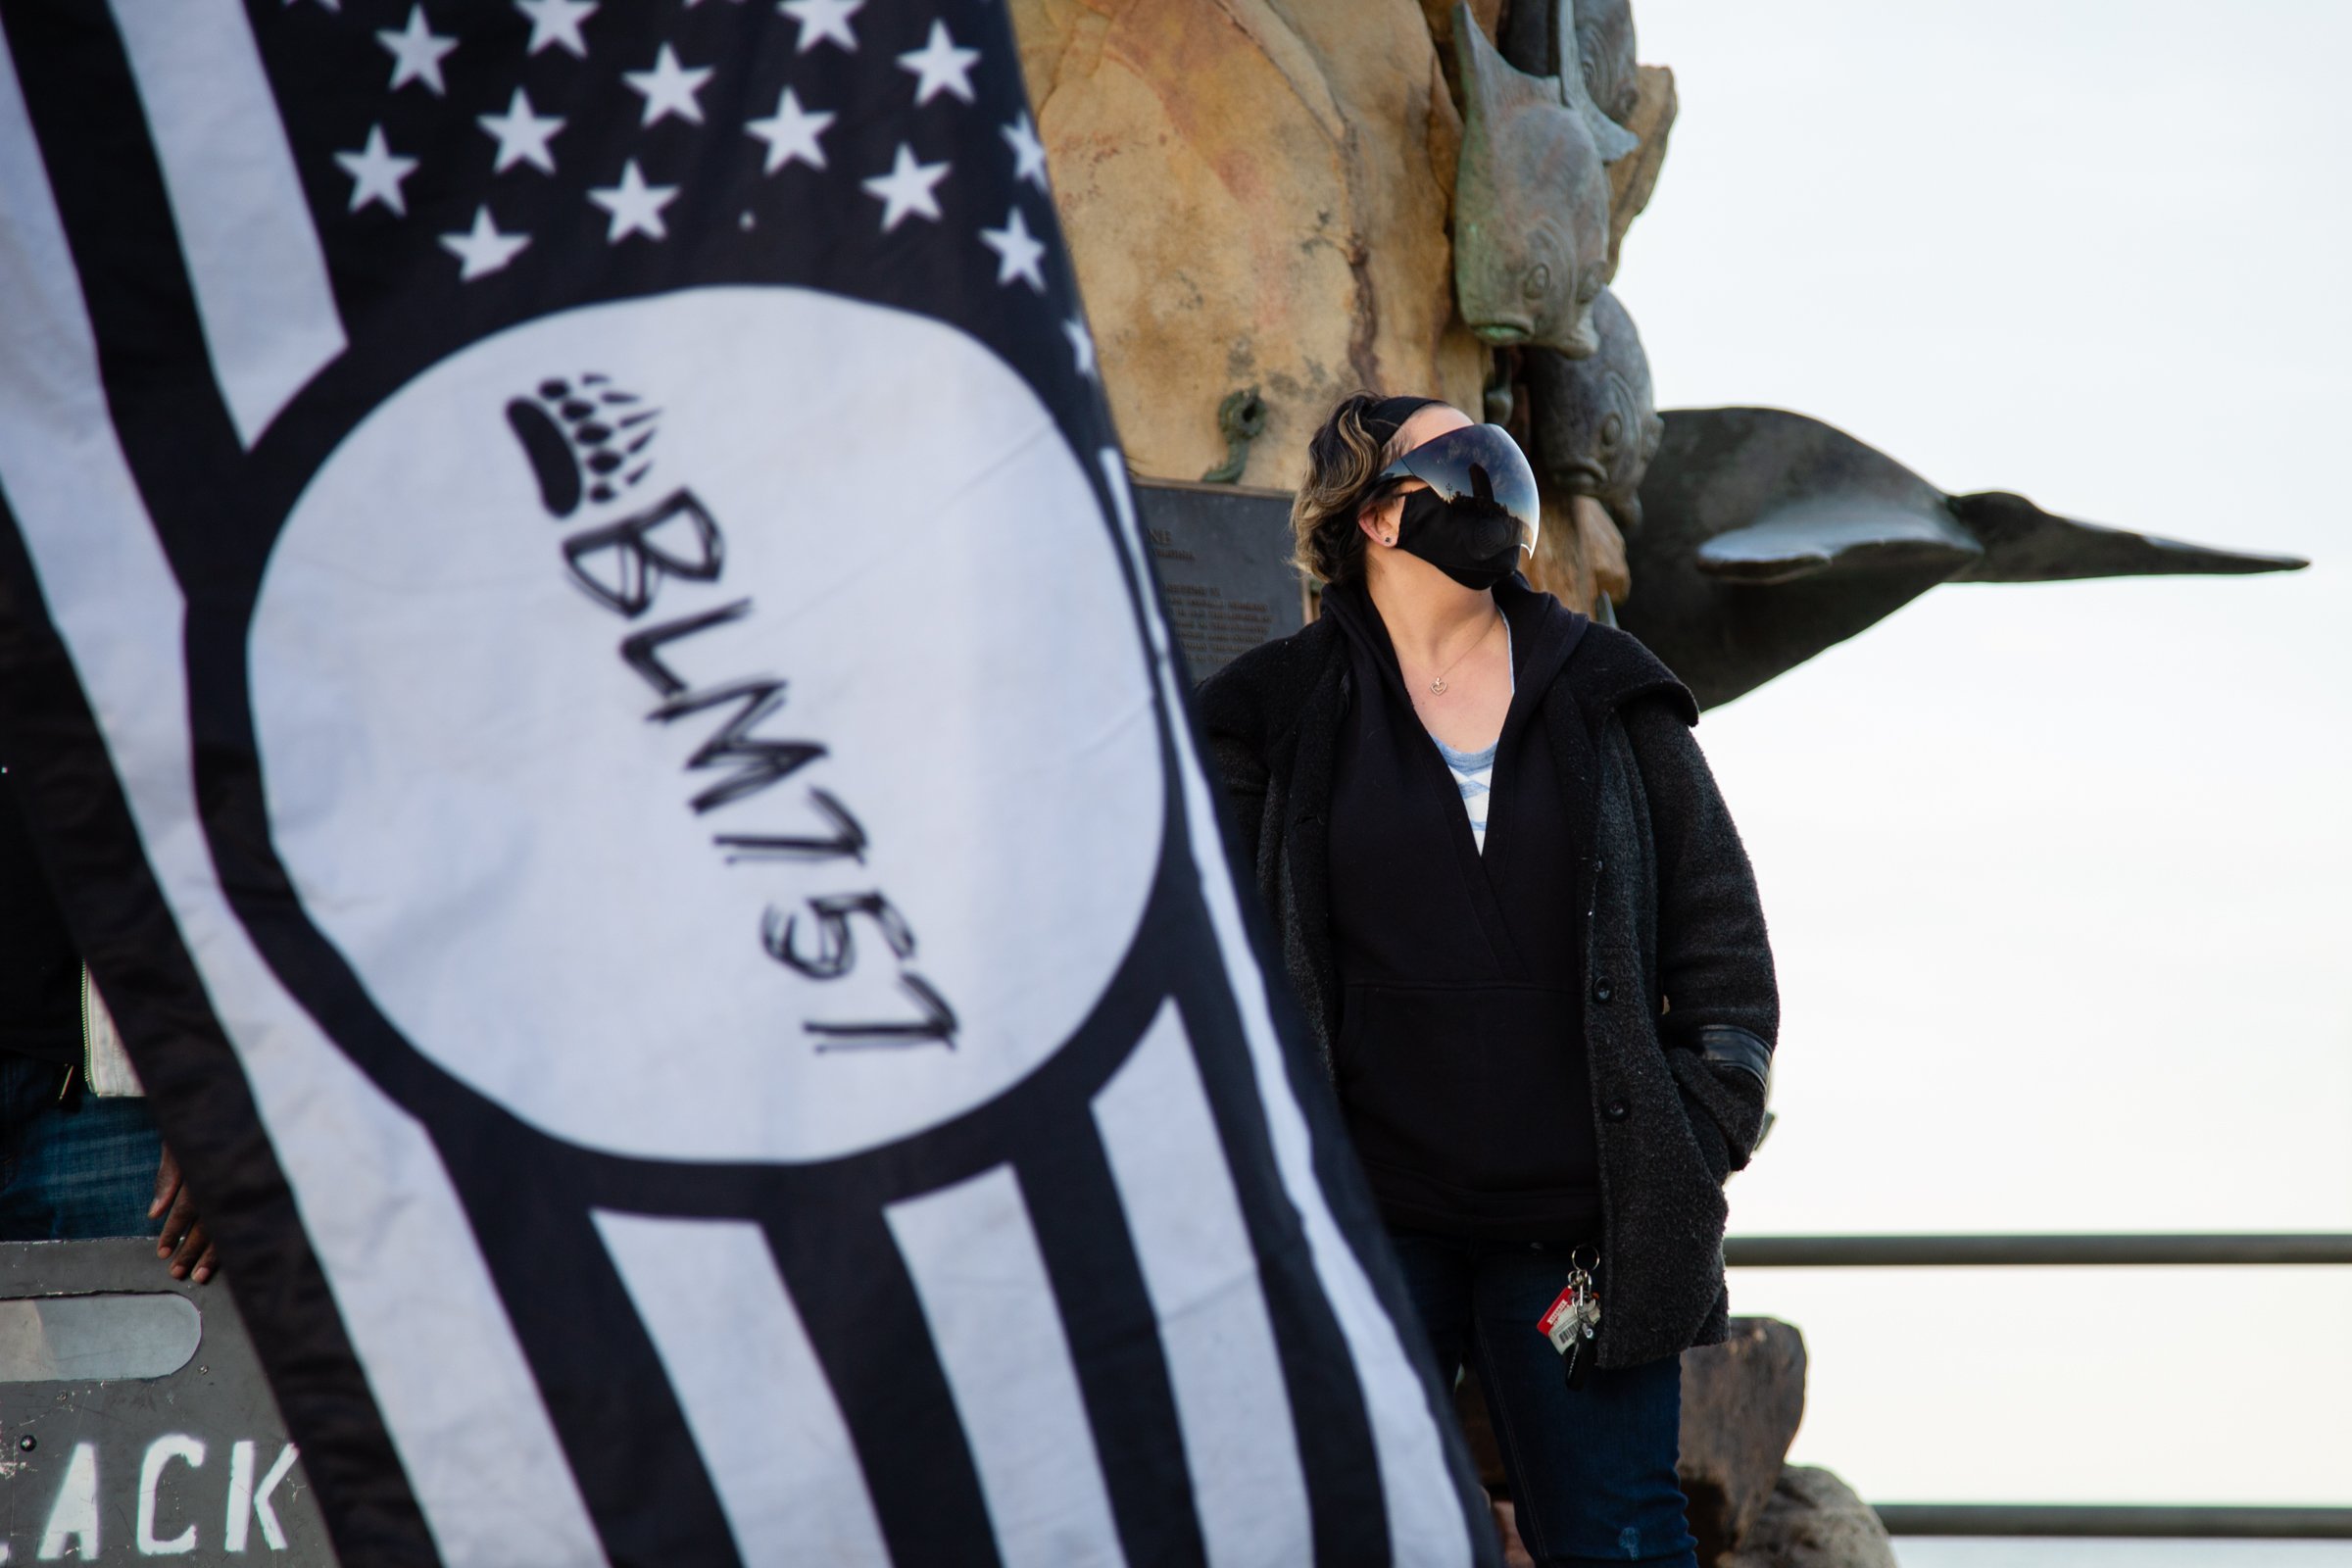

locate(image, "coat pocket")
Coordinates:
1664 1044 1764 1177
1675 1076 1732 1185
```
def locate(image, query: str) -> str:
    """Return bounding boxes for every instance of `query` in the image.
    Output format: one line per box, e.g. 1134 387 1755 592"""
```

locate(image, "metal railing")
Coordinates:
1724 1232 2352 1268
1871 1504 2352 1540
1722 1233 2352 1539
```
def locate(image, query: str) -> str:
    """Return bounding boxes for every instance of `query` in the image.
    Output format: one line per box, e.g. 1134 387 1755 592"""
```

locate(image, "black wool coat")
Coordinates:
1195 592 1780 1369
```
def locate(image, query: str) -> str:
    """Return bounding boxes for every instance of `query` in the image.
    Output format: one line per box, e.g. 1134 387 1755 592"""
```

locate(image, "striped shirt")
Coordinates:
1428 618 1511 855
1434 736 1498 853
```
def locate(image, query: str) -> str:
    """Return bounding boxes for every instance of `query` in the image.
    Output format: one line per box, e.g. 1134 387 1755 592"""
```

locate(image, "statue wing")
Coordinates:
1621 407 2307 708
1945 491 2308 582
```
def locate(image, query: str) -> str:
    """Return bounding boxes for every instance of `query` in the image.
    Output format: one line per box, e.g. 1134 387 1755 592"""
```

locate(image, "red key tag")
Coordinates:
1538 1281 1585 1355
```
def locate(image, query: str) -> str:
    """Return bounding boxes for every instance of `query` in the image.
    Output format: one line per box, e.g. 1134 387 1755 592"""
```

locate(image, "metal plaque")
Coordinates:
1132 480 1302 681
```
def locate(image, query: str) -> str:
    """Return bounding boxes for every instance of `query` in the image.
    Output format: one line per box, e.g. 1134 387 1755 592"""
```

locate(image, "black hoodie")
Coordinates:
1318 577 1599 1241
1199 579 1780 1368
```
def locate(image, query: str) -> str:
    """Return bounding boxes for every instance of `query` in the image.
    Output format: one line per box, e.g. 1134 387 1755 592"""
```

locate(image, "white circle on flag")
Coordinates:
251 286 1164 1162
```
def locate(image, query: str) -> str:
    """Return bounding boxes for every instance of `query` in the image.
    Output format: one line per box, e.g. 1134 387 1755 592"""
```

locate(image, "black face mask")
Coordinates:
1393 488 1524 591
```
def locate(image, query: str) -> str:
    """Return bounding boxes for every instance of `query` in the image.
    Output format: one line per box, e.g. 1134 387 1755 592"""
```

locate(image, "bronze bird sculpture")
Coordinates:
1617 406 2309 708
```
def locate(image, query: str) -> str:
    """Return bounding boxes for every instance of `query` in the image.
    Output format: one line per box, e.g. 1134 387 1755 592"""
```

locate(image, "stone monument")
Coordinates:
1007 0 2301 686
1002 7 2310 1557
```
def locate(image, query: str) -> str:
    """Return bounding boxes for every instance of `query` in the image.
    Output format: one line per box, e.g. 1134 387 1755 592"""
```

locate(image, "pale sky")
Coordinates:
1620 0 2352 1509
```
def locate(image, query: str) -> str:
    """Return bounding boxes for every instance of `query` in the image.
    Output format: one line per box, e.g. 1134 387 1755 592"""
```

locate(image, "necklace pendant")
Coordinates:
1429 676 1447 696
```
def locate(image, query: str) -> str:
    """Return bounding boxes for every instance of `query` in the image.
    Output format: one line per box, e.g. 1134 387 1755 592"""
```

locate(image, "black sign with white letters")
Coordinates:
0 1243 331 1563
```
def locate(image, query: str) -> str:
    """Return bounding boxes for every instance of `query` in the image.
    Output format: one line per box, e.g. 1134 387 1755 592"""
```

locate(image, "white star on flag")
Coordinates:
623 43 713 127
478 87 564 174
334 124 417 215
376 5 457 96
860 143 950 232
1063 316 1097 377
514 0 596 59
779 0 861 54
896 20 979 106
979 206 1046 292
439 206 530 280
745 87 834 173
1002 112 1049 191
589 159 680 242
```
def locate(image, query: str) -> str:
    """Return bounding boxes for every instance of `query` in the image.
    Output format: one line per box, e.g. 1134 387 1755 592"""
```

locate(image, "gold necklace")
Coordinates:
1423 611 1501 697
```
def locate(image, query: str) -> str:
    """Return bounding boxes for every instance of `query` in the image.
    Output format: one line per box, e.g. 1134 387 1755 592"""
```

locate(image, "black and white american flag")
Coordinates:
0 1 1496 1564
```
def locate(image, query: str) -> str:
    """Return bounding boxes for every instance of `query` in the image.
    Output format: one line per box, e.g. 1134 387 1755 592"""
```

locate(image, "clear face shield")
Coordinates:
1370 423 1542 589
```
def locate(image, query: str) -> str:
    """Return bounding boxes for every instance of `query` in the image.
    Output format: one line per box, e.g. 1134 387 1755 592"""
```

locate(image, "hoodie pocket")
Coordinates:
1335 981 1594 1197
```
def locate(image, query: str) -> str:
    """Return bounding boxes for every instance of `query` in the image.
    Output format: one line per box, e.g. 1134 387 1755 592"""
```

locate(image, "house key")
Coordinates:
1537 1261 1602 1391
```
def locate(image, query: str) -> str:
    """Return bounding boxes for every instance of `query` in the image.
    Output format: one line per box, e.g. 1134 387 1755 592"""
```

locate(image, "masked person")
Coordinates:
1197 393 1778 1567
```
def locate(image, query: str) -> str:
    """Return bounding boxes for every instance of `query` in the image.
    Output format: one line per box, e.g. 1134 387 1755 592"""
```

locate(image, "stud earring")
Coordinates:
1384 534 1396 546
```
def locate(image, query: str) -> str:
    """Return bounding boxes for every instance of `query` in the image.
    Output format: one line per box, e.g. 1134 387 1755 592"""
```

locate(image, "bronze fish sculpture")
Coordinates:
1526 287 1663 535
1571 0 1642 129
1517 288 1661 616
1451 0 1636 357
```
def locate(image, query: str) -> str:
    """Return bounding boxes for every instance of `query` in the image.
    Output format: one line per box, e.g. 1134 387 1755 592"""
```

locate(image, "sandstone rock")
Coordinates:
1720 1466 1899 1568
1679 1316 1808 1563
1519 491 1628 615
1008 0 1487 488
1605 64 1676 278
1456 1318 1878 1568
1415 0 1504 63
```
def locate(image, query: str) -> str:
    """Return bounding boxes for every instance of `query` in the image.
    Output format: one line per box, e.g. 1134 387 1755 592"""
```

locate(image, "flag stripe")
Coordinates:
0 30 607 1568
1019 1083 1212 1566
1090 454 1392 1563
1099 455 1482 1568
887 1166 1129 1568
593 1213 893 1568
1194 1043 1397 1564
462 1175 742 1565
762 1209 1005 1568
0 0 245 576
107 0 344 449
1094 1001 1315 1567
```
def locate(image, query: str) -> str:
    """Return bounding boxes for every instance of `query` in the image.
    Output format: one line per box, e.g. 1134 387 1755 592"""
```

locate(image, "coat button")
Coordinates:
1603 1101 1630 1122
1592 978 1614 1004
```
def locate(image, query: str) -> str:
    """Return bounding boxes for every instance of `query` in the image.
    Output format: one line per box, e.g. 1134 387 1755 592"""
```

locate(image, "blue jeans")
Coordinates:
0 1055 165 1240
1391 1231 1699 1567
